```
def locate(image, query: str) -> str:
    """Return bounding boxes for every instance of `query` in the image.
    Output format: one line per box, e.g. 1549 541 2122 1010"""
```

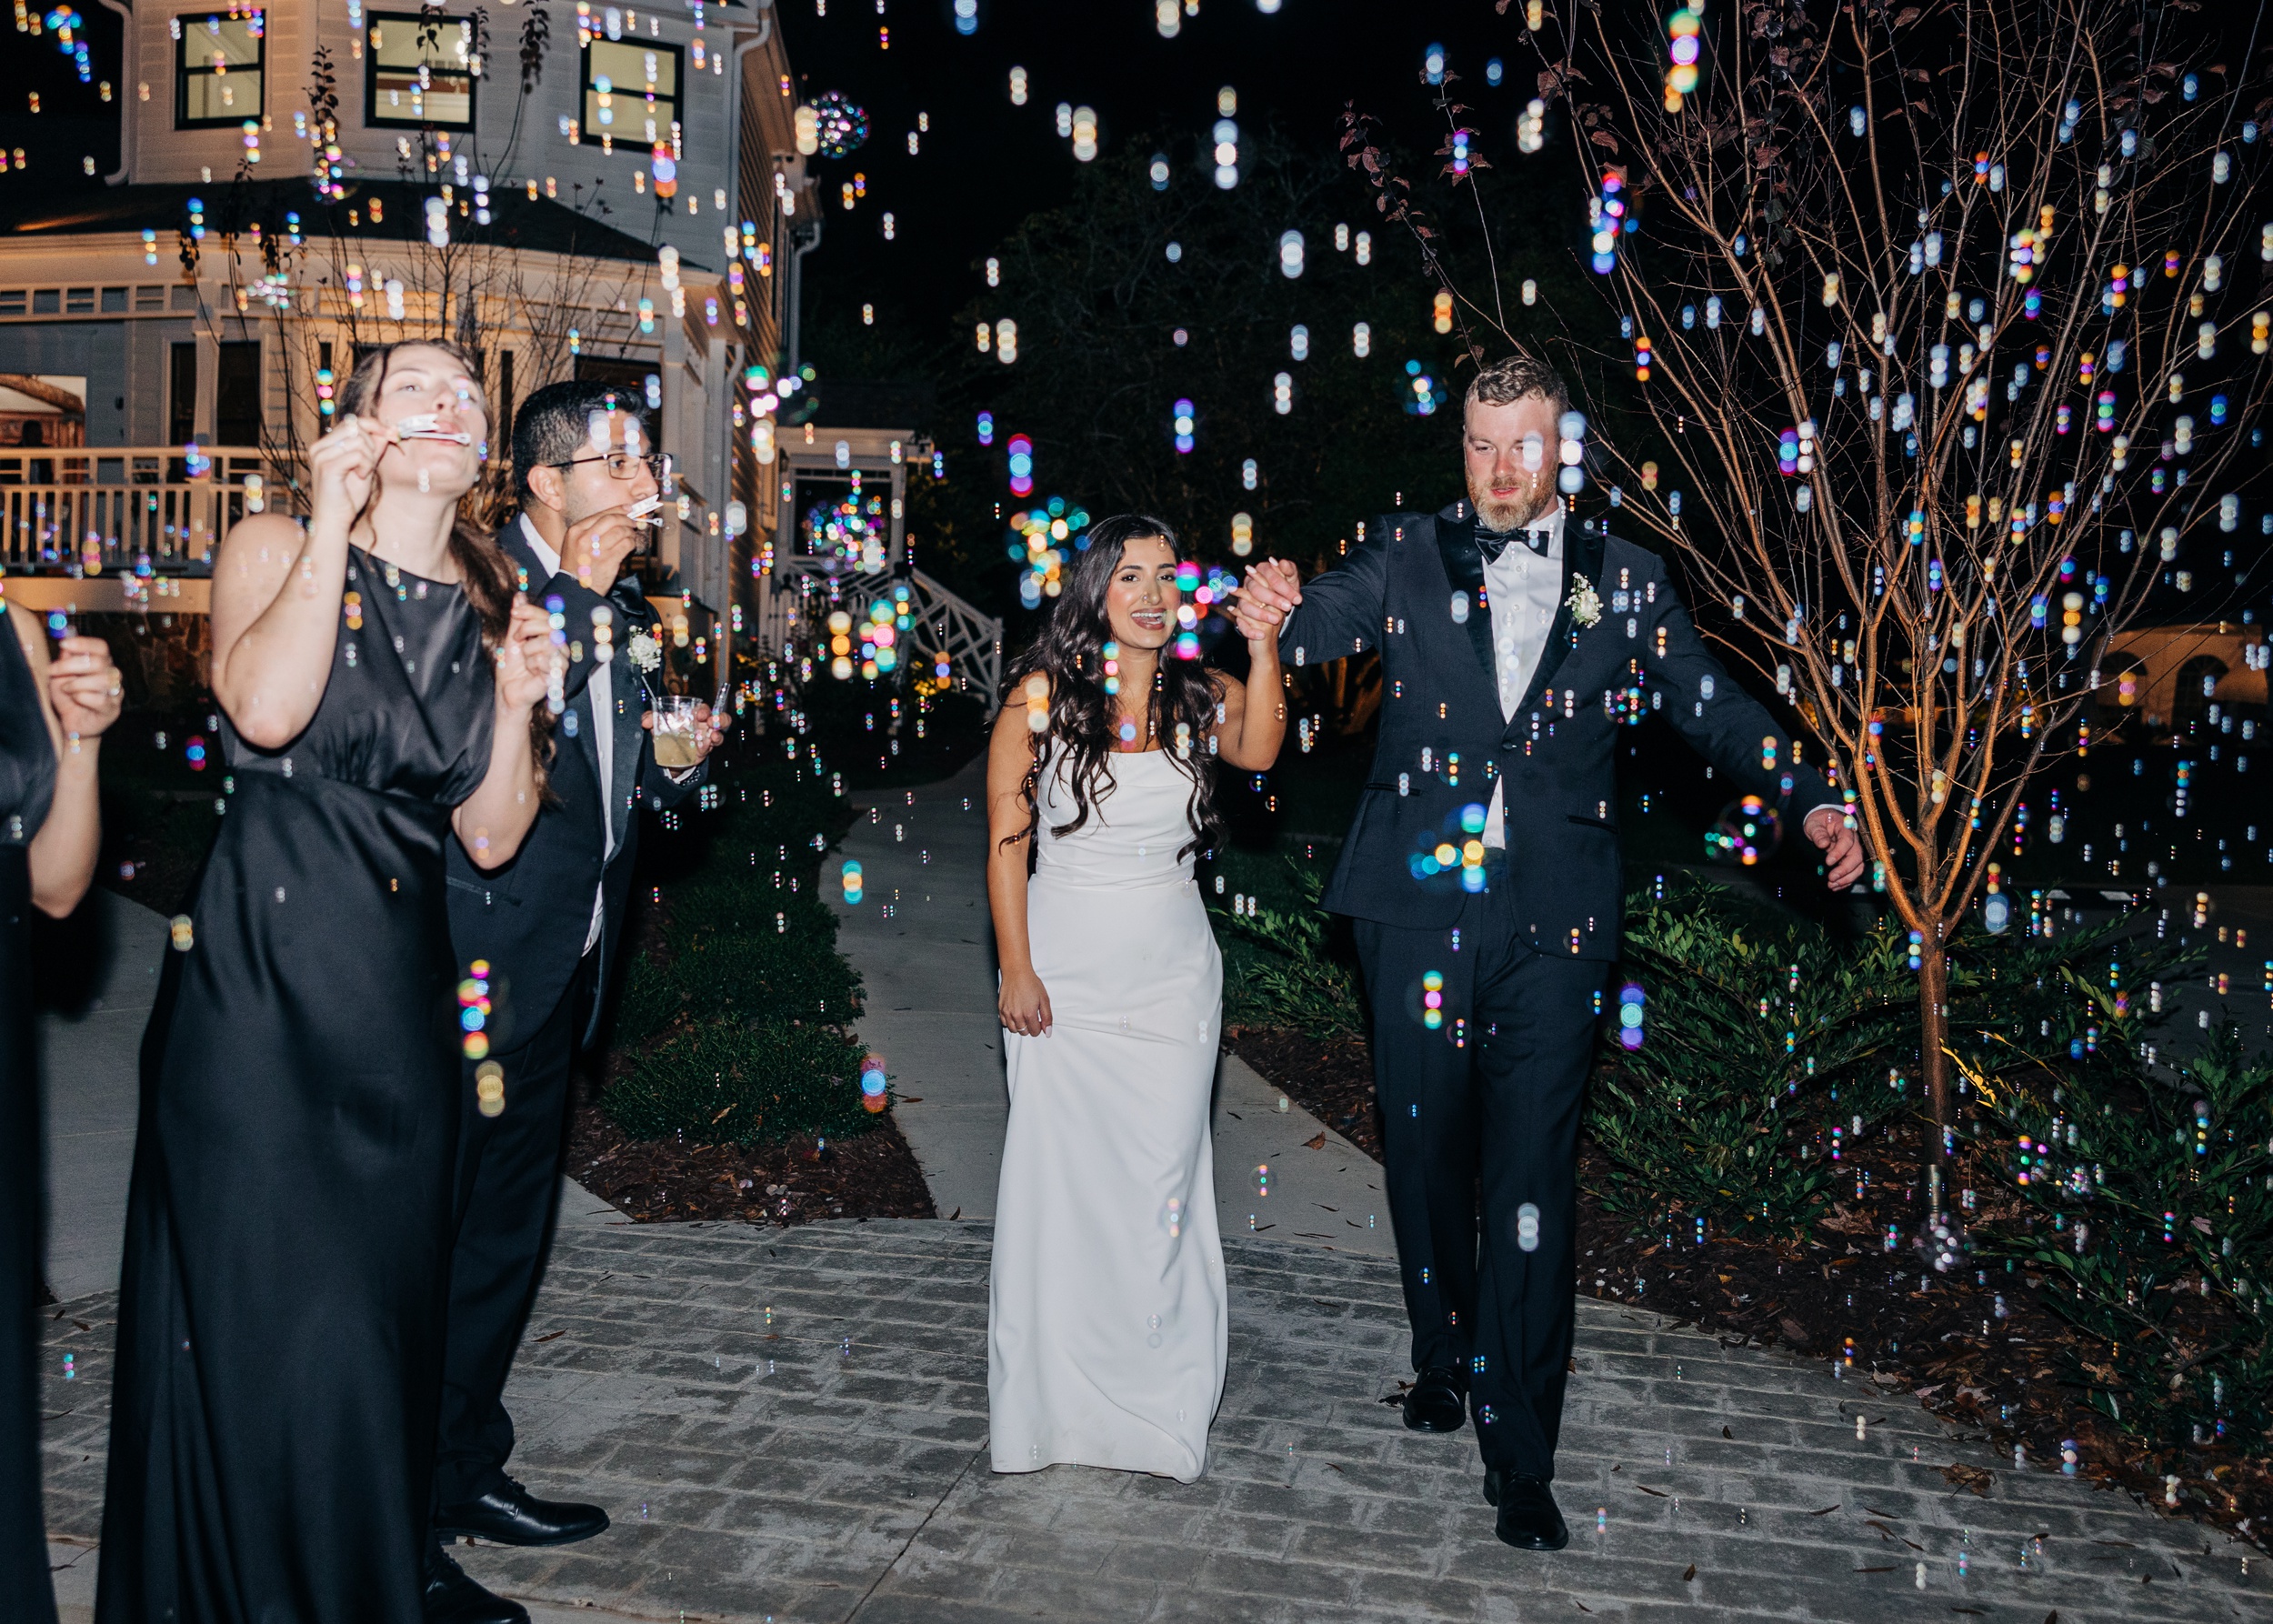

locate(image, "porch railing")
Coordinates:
0 446 276 575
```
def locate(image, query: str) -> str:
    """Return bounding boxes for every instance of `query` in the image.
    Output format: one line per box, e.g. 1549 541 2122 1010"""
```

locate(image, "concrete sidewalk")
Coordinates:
830 758 1393 1257
42 1219 2265 1622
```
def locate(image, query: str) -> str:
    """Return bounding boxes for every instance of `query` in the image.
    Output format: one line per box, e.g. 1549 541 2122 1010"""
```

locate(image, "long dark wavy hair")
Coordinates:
335 339 554 791
999 514 1226 867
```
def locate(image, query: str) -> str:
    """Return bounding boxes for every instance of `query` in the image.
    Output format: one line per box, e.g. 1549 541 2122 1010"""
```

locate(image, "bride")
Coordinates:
985 515 1286 1482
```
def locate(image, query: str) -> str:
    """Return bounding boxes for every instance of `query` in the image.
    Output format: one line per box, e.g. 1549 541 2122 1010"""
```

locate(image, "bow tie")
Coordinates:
1476 525 1555 563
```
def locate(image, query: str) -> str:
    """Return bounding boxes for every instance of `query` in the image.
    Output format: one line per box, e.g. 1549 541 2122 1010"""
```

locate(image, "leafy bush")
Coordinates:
1585 874 1915 1237
1211 862 1366 1040
602 1016 874 1148
601 757 875 1147
1971 950 2268 1459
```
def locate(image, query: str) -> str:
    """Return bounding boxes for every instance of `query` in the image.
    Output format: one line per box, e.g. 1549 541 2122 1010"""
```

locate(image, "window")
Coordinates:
167 343 199 445
580 37 680 151
215 341 261 447
175 10 266 129
365 10 477 130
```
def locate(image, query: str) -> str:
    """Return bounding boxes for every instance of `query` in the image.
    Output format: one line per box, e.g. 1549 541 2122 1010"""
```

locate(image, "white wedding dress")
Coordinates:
988 746 1227 1482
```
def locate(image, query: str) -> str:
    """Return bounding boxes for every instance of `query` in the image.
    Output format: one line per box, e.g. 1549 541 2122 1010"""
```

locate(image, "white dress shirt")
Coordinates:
1478 505 1565 850
520 514 615 956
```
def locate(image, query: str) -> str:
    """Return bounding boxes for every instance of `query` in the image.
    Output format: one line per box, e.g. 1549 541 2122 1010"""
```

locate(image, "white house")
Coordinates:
0 0 816 660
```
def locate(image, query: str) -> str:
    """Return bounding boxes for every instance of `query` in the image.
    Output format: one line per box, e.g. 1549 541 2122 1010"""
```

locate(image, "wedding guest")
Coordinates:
97 341 559 1623
0 613 123 1624
986 516 1284 1483
425 382 722 1624
1232 354 1864 1549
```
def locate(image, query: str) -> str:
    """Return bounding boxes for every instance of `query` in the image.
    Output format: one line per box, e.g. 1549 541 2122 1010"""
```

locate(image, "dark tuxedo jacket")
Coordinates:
446 516 704 1049
1280 502 1841 959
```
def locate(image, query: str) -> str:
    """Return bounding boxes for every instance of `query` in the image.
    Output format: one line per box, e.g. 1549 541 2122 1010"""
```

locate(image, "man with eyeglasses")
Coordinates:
425 380 726 1624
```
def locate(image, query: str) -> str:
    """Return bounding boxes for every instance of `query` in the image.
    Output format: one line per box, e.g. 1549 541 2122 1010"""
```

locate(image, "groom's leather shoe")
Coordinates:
1491 1473 1570 1551
423 1544 529 1624
1401 1366 1468 1433
434 1477 610 1547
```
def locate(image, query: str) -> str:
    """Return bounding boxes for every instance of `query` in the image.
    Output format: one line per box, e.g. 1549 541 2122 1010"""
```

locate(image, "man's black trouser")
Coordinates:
431 952 594 1514
1353 872 1605 1481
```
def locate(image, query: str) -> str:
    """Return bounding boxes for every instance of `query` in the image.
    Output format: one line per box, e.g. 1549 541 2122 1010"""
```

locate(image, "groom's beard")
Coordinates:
1468 471 1556 533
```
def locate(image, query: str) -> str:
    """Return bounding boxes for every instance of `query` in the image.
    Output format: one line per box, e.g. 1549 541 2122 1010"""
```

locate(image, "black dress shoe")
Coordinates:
1493 1473 1570 1551
434 1477 610 1547
424 1545 529 1624
1400 1366 1468 1433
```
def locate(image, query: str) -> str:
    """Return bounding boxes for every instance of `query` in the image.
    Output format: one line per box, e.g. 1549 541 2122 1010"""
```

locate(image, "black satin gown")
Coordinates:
99 549 495 1624
0 613 59 1624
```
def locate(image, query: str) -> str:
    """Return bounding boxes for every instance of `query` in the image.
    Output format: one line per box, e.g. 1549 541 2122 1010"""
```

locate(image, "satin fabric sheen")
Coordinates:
0 612 58 1624
99 550 494 1624
989 747 1227 1482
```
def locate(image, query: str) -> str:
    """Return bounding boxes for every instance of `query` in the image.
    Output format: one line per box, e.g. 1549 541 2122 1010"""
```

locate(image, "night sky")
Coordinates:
776 0 1550 343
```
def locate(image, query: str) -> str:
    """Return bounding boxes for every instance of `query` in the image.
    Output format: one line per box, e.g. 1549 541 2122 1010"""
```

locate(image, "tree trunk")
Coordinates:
1917 918 1952 1161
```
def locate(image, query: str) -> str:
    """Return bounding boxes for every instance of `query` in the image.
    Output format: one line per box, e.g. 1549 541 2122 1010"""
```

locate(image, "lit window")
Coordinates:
175 10 265 129
581 37 680 149
365 11 477 131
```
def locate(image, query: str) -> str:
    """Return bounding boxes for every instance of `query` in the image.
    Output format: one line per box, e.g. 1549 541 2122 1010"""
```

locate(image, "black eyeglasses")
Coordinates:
550 451 669 481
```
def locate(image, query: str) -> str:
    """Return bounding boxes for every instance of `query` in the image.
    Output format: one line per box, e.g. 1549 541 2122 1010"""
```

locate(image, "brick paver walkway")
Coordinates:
42 1219 2262 1623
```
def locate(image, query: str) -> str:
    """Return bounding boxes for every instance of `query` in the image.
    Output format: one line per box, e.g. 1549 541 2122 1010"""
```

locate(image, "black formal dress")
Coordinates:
433 515 699 1514
1282 502 1840 1480
0 615 57 1624
99 548 495 1624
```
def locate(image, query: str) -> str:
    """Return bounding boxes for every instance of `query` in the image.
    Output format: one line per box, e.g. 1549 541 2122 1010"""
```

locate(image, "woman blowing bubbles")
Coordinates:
986 516 1286 1484
99 342 559 1624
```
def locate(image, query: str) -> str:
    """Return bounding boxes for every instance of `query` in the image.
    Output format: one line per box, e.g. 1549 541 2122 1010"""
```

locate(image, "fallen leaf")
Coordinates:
1681 1564 1697 1581
1855 1565 1897 1573
948 1208 961 1221
1952 1610 1985 1617
1637 1485 1669 1497
1721 1426 1733 1440
1304 1132 1327 1149
1808 1504 1841 1516
1940 1463 1993 1497
533 1329 566 1344
1867 1508 1898 1518
897 1097 922 1104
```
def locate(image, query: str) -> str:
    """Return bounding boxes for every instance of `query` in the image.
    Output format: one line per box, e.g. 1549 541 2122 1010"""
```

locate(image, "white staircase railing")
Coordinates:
758 560 1004 715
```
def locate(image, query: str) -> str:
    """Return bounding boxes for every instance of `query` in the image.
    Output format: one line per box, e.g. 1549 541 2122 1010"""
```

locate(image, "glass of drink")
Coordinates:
650 694 704 769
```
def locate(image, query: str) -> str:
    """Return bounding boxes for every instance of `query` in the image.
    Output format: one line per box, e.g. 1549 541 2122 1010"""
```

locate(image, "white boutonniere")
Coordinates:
1566 573 1603 629
626 627 662 674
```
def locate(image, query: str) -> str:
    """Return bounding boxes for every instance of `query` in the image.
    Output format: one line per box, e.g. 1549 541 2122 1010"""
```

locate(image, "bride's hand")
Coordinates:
999 967 1053 1037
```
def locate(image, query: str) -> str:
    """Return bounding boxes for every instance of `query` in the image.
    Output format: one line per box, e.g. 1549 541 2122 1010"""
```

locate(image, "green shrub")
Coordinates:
1972 950 2268 1457
1211 862 1366 1040
601 755 874 1148
602 1016 876 1148
1584 874 1915 1237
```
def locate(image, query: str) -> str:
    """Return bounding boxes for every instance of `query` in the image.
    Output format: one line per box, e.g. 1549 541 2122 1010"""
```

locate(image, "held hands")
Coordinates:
1226 557 1302 645
639 702 730 765
1804 807 1868 890
493 597 563 715
560 505 644 596
48 635 123 745
999 966 1054 1037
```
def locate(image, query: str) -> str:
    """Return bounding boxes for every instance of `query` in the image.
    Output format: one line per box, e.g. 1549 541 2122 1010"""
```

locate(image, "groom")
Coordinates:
1233 355 1864 1550
426 381 724 1623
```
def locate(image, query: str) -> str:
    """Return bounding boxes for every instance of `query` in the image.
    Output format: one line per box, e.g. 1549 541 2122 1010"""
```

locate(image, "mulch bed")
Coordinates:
566 1090 937 1225
1227 1024 2270 1548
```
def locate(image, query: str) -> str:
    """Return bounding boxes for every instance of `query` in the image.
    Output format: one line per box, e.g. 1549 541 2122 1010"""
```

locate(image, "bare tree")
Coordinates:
1353 0 2273 1152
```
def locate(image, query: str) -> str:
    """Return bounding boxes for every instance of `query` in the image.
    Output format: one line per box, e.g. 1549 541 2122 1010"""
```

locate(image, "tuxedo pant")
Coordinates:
1353 874 1605 1481
432 951 593 1513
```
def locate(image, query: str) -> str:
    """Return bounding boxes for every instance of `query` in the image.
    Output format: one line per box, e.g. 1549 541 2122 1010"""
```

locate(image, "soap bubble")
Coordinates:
1706 795 1780 866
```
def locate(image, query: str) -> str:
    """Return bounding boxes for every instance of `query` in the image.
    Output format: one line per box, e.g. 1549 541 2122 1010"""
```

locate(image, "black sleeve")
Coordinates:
1277 527 1391 669
1638 556 1844 827
639 747 708 810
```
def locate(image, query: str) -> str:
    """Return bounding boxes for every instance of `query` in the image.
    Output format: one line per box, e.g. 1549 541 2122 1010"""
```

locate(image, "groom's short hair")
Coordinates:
1465 352 1569 423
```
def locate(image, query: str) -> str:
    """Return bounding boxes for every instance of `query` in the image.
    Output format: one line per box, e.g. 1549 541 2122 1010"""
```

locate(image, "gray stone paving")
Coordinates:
42 1219 2264 1623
